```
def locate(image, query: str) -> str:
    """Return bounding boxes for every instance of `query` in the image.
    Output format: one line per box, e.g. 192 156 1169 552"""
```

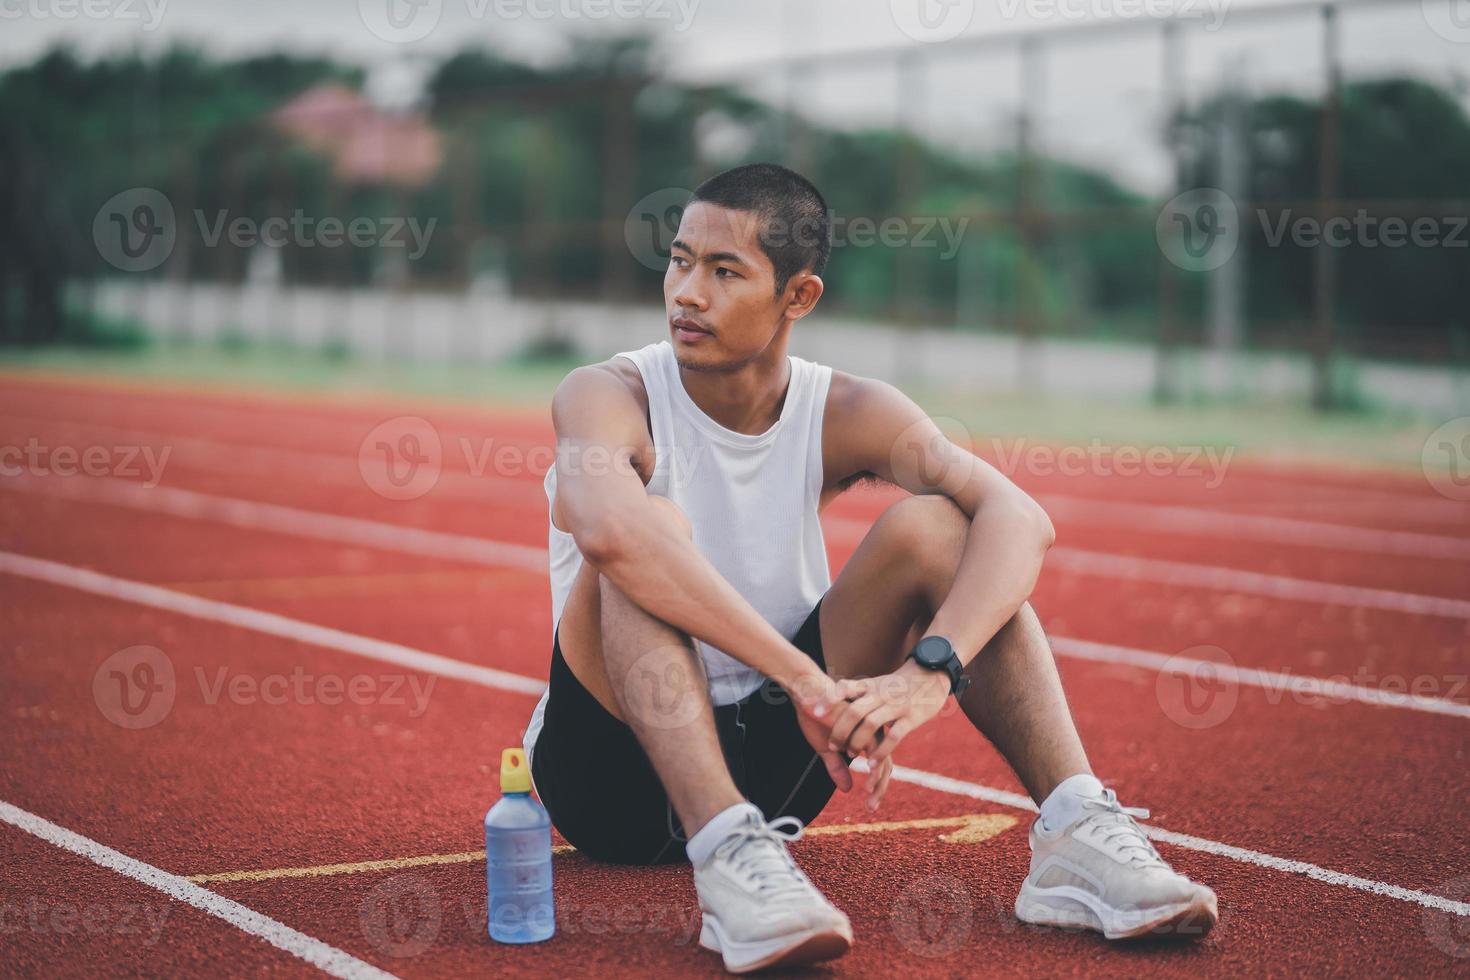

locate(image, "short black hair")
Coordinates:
689 163 830 297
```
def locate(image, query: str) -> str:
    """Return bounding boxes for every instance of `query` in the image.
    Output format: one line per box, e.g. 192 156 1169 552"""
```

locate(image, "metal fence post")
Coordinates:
602 80 637 304
897 51 926 336
1312 3 1343 410
1155 21 1184 405
1016 37 1045 390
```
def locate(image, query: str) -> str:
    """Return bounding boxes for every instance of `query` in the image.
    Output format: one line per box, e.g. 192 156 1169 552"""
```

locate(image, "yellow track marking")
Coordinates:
187 813 1018 884
804 813 1017 841
160 569 532 600
937 813 1019 844
190 850 497 883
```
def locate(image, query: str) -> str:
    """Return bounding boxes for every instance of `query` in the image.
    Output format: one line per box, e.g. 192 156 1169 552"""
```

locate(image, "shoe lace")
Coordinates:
1079 790 1167 869
719 815 812 902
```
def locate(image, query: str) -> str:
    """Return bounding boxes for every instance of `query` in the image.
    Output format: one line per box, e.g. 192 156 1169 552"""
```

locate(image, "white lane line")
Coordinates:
12 472 1470 621
1035 494 1470 562
1141 825 1470 916
0 551 545 697
2 398 1457 511
7 410 1470 554
3 551 1467 920
1049 637 1470 720
6 476 1468 717
1218 494 1470 527
0 800 398 980
3 474 545 574
1044 547 1470 621
856 763 1470 917
0 414 543 508
825 514 1470 620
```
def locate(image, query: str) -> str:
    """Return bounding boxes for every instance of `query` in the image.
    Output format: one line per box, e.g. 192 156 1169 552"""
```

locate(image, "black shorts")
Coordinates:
529 597 841 865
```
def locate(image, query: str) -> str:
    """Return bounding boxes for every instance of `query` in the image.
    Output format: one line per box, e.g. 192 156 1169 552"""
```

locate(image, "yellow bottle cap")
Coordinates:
500 747 532 793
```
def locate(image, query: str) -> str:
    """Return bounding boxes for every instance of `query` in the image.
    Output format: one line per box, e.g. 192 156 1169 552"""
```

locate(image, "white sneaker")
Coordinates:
692 812 852 973
1015 789 1218 940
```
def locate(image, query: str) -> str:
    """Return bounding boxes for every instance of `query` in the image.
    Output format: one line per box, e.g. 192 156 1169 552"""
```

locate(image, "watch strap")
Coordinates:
908 638 970 697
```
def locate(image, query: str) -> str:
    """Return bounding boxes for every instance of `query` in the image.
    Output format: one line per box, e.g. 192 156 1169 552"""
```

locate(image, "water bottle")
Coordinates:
486 747 555 943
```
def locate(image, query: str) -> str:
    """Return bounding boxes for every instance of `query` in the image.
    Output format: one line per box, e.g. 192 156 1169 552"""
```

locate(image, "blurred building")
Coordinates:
272 83 442 189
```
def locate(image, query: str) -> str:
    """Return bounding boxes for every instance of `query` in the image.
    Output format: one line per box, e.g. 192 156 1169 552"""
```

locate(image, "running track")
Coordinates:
1 371 1467 977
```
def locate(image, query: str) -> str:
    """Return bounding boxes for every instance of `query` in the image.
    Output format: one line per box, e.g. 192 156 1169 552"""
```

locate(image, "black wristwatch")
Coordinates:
907 636 970 697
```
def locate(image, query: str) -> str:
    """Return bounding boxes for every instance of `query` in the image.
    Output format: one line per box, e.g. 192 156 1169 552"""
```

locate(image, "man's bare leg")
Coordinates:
950 602 1091 804
555 495 853 966
821 494 1216 940
556 495 743 836
818 495 1090 803
597 571 745 835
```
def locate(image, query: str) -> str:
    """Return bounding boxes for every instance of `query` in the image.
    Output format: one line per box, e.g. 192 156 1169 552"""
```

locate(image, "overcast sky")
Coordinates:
3 0 1466 191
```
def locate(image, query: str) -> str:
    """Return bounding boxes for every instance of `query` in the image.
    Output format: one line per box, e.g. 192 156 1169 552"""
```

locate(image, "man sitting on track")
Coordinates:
521 163 1218 973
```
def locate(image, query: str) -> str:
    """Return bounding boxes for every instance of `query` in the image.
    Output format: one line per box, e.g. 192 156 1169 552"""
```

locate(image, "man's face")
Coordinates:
664 202 788 372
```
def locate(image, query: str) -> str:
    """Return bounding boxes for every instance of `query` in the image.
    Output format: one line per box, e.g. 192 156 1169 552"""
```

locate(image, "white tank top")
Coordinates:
523 339 834 763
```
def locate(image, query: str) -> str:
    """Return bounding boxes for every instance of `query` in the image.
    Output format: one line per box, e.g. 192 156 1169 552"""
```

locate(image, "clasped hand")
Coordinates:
791 662 952 813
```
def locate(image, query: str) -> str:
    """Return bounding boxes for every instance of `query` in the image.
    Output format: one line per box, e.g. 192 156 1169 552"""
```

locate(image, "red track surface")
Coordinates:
2 371 1468 977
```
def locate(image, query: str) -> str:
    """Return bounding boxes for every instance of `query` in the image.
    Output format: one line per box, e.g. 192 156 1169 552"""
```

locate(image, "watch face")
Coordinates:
914 636 952 667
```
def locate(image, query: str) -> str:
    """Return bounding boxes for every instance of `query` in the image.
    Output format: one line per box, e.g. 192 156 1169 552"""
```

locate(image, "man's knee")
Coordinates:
874 494 969 580
597 497 693 620
594 497 691 608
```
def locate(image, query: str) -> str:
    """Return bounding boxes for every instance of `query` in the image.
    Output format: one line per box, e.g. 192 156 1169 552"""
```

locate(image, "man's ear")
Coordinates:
783 273 825 324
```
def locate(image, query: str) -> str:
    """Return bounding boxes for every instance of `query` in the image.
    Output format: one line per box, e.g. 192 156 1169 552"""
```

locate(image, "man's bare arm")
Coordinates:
827 375 1056 666
551 365 831 701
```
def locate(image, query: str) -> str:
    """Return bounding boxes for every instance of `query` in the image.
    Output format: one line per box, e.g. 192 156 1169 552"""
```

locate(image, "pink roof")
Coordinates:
272 84 442 189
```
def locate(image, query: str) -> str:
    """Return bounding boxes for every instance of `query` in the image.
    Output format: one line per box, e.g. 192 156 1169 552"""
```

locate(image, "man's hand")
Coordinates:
861 756 894 812
787 672 854 794
828 661 952 768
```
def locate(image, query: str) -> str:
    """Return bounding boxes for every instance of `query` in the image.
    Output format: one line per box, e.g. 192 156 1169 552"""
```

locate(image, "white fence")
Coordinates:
89 279 1469 419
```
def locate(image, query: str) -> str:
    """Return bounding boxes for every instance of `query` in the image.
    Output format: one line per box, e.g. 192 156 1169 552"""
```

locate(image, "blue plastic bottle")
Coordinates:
486 747 555 943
